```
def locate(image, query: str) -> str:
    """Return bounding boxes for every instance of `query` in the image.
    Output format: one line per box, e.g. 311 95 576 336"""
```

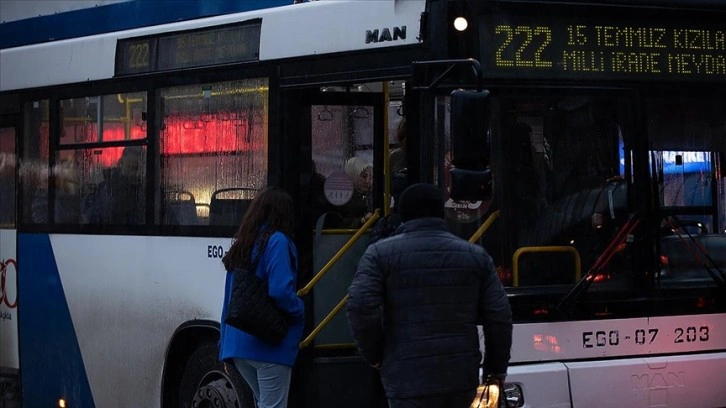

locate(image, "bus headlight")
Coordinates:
503 383 524 407
470 382 524 408
453 17 468 31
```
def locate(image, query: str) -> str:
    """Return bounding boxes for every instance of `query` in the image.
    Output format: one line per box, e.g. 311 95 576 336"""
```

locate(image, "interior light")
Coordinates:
454 17 468 31
59 399 67 408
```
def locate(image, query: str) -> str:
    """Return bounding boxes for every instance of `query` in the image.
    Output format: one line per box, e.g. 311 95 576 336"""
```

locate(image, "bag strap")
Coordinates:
246 235 270 272
246 233 296 275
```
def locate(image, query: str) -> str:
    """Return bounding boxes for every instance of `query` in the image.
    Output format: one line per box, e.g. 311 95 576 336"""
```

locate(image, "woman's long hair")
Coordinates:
222 186 295 271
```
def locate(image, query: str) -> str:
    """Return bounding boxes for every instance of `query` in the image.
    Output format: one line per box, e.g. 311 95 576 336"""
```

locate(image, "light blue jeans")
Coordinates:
233 358 292 408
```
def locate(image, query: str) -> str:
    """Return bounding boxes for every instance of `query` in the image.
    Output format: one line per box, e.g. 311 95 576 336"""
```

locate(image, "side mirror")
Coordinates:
450 89 492 201
450 167 493 201
450 89 490 169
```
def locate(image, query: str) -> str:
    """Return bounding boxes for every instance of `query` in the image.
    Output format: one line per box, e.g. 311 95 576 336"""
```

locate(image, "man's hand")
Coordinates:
361 212 374 225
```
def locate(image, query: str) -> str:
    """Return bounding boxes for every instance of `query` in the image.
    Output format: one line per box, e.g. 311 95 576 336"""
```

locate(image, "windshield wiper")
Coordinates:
664 216 726 288
556 213 642 313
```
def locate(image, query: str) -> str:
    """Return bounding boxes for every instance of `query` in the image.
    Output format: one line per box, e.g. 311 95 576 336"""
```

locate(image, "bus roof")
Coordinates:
0 0 425 92
0 0 292 50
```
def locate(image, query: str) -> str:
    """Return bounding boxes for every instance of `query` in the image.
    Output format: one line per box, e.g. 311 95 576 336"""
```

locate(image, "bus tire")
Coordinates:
178 342 254 408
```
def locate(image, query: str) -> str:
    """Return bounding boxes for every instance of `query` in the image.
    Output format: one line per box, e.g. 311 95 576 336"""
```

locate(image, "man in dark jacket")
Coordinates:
347 183 513 408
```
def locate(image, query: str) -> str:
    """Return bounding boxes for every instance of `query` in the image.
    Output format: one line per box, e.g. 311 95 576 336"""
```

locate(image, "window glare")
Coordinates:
159 79 268 226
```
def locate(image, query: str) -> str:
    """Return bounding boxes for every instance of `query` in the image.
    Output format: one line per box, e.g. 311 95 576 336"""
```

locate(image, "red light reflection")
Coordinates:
496 266 512 286
593 272 612 283
161 115 251 155
59 116 255 167
533 333 562 353
62 123 145 166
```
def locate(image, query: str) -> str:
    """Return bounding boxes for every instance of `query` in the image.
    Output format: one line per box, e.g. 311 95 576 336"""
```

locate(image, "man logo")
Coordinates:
365 26 406 44
632 372 685 391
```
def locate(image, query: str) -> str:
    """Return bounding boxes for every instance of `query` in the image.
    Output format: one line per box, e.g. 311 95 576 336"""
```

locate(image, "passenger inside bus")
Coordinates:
32 158 82 224
302 160 334 229
502 98 625 286
88 146 145 225
339 156 373 227
390 118 408 174
509 121 540 243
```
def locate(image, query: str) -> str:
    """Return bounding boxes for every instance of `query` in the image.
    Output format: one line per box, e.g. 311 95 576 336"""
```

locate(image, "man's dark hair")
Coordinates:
398 183 445 222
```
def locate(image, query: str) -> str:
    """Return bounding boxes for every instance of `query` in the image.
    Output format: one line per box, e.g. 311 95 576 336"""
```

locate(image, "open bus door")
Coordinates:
0 113 20 408
283 87 390 408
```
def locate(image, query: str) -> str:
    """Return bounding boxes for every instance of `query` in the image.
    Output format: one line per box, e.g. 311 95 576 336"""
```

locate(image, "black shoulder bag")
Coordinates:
224 238 289 344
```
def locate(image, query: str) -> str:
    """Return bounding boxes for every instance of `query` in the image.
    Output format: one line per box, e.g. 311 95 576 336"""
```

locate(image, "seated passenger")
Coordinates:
88 146 145 225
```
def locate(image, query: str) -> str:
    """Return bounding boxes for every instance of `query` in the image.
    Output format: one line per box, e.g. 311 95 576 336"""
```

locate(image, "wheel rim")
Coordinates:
192 371 242 408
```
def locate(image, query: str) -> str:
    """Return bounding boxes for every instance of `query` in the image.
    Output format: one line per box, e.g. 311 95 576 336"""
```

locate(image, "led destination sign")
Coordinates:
115 20 261 75
480 15 725 81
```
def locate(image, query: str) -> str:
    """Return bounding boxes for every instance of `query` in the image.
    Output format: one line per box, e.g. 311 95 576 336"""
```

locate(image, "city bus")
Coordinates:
1 0 725 407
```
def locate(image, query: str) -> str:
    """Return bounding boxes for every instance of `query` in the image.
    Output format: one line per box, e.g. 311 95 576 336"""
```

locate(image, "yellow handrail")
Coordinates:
468 210 501 243
512 246 582 287
300 294 349 349
313 343 357 350
297 209 381 296
320 229 359 234
383 81 391 216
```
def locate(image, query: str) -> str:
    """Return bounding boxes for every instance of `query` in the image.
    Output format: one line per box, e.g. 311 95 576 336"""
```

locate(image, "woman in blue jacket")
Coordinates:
219 186 305 408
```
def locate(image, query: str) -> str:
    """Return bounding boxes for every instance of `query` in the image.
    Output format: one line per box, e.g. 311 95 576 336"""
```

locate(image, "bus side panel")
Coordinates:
45 234 227 407
566 352 726 408
505 363 571 408
17 233 95 407
0 229 19 406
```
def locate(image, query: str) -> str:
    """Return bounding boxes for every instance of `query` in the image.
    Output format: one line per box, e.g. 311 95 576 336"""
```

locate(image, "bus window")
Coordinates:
647 96 724 235
60 93 147 145
0 126 15 227
52 93 149 226
505 97 627 286
647 96 726 285
311 104 375 229
158 79 268 226
443 95 628 287
20 100 49 224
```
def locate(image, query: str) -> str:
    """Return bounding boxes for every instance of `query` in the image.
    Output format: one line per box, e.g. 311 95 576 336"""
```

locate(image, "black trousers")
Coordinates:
387 390 477 408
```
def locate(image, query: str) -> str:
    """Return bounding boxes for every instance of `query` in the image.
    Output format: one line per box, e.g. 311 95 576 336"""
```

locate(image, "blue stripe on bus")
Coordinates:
0 0 291 50
18 234 95 407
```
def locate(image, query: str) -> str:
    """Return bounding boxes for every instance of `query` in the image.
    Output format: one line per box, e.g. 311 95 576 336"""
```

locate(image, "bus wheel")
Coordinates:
179 342 254 408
